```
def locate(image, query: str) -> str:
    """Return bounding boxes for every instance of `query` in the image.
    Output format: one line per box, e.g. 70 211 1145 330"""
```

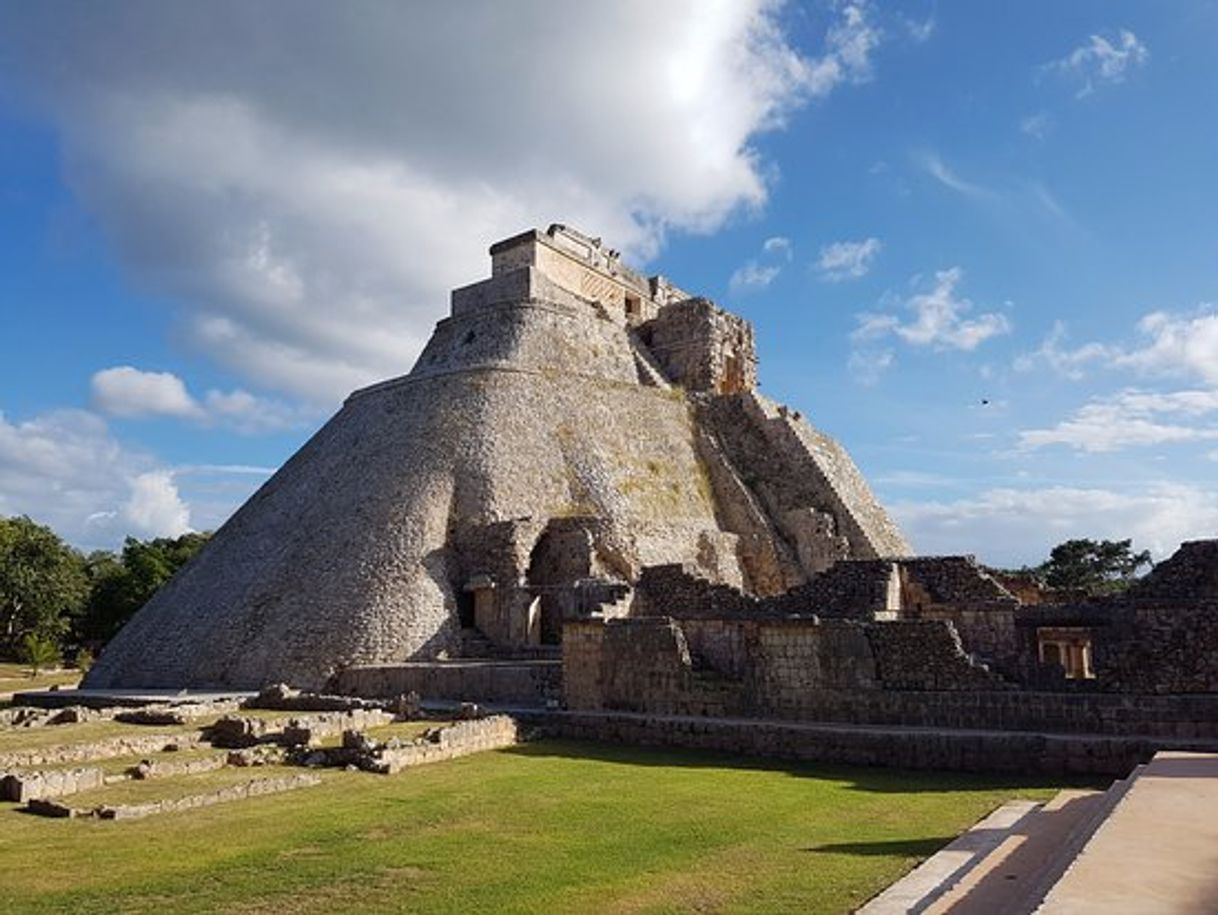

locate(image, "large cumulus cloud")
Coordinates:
1 0 879 402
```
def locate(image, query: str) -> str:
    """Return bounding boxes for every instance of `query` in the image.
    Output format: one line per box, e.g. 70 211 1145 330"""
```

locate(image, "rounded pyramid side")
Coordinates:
84 363 731 690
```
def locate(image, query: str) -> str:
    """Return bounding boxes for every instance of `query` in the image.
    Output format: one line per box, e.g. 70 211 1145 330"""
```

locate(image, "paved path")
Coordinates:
1037 752 1218 914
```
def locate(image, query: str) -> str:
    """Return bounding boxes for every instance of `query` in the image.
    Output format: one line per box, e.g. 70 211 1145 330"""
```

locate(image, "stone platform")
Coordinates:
524 708 1218 777
331 660 561 707
13 688 258 709
859 751 1218 913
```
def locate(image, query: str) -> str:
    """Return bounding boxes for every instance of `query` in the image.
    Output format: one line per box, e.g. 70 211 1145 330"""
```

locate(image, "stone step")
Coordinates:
857 770 1148 915
857 799 1041 914
923 788 1108 914
1034 752 1218 914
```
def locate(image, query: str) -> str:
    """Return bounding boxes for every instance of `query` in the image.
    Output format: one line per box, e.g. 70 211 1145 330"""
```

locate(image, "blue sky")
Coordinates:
1 1 1216 565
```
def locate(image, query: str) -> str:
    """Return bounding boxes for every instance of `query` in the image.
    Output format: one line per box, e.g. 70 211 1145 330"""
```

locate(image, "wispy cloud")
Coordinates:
804 1 883 97
1020 111 1053 140
91 366 313 434
902 14 935 44
728 262 782 293
1045 29 1149 98
763 236 793 259
1019 389 1218 453
729 235 793 293
848 347 894 385
914 151 994 199
854 267 1011 351
816 237 882 282
1017 307 1218 384
893 482 1218 566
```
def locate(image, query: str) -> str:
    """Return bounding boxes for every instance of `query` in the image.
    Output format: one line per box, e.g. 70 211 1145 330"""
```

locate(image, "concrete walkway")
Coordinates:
1037 752 1218 914
858 751 1218 914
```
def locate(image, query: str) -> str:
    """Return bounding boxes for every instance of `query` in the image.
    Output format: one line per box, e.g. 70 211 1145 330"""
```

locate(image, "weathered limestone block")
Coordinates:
0 766 105 802
131 754 227 779
0 733 202 769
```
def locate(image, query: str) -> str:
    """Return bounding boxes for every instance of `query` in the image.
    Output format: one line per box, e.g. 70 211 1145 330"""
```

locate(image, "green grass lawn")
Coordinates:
0 738 1067 915
0 662 81 694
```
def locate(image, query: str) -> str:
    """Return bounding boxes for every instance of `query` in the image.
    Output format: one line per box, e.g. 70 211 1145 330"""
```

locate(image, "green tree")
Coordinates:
1038 538 1152 595
77 532 212 644
20 632 62 677
0 516 88 656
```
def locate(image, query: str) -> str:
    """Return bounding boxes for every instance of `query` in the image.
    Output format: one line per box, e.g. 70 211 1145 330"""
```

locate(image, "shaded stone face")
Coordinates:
85 225 910 691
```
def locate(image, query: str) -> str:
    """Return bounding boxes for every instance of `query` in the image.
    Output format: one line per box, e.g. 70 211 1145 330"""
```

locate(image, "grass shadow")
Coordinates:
503 738 1100 794
805 836 953 858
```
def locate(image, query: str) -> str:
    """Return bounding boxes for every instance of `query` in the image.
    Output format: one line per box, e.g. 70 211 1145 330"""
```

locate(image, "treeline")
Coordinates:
989 538 1153 596
0 515 210 666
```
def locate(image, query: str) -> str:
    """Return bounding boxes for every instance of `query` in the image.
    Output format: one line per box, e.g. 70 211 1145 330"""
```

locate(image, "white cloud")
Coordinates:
817 237 881 281
848 347 893 385
1020 112 1053 140
854 267 1011 351
122 471 191 539
1014 321 1113 380
729 261 782 293
763 236 793 259
903 15 935 44
1116 309 1218 383
1017 308 1218 384
0 408 273 548
91 365 312 433
0 2 885 404
1019 389 1218 453
0 409 186 546
729 232 796 293
1047 29 1149 98
811 2 882 93
914 151 994 199
90 367 204 419
892 483 1218 567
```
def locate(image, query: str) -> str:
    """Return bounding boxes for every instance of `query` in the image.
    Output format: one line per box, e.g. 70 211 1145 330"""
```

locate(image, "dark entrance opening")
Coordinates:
457 590 476 629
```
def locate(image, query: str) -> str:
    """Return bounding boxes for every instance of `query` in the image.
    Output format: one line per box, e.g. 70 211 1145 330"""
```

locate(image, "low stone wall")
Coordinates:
358 715 520 774
0 732 202 769
0 767 106 802
132 755 227 780
29 774 322 820
541 711 1167 777
331 661 561 706
208 710 394 749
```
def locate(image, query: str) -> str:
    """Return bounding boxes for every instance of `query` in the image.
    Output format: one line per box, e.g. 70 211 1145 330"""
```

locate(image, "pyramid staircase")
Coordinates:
859 751 1218 914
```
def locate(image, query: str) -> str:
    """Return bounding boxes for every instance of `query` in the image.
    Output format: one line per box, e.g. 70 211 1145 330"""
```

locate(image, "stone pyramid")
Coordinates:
86 225 910 690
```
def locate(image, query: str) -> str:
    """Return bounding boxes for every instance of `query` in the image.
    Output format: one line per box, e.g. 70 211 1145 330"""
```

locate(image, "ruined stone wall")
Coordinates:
563 615 1010 717
634 564 758 617
698 393 909 576
769 560 899 618
636 560 897 621
637 298 758 394
867 621 1010 691
920 607 1020 675
900 557 1019 608
1122 540 1218 604
540 712 1165 777
1094 605 1218 694
88 224 914 692
331 661 561 706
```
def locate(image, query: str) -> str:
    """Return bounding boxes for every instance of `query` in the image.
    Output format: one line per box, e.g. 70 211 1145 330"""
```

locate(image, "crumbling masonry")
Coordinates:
86 225 910 691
